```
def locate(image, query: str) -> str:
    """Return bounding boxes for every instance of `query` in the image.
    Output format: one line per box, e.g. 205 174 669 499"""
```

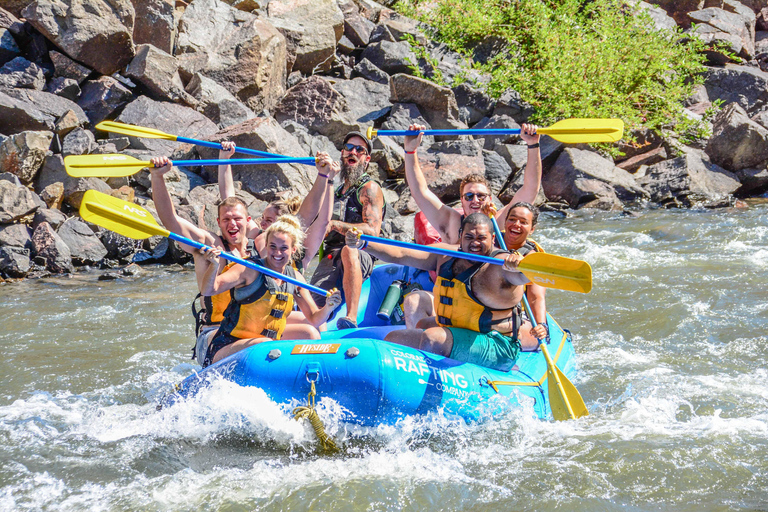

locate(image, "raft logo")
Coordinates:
532 276 556 285
123 204 147 217
291 343 341 355
391 353 469 389
102 155 128 161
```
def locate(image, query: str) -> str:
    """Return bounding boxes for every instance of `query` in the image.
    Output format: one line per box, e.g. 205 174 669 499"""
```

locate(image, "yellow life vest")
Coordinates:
217 258 298 341
433 250 521 334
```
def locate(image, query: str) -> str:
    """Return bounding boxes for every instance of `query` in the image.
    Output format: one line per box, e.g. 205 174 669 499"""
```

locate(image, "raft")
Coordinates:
164 264 578 425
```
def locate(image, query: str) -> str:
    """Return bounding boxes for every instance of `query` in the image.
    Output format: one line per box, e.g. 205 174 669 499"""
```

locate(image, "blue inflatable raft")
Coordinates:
164 264 578 425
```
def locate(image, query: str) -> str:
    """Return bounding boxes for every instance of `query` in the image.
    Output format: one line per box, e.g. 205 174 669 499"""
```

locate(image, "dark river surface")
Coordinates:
1 203 767 511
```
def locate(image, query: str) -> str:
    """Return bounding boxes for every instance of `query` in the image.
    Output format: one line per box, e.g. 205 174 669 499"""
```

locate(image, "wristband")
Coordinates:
527 143 540 149
318 173 329 179
404 149 416 154
359 240 368 249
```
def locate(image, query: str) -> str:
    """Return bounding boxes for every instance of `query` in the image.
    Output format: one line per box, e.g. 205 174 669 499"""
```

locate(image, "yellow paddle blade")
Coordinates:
95 121 177 141
65 154 153 177
547 365 589 420
539 118 624 143
79 190 169 240
518 251 592 293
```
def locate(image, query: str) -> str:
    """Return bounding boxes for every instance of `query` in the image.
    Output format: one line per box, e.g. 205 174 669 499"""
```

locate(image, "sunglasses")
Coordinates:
342 143 368 155
463 192 489 202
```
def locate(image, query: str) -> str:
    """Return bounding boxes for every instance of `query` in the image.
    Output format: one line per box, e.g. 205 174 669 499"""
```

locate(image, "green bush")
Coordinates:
395 0 709 149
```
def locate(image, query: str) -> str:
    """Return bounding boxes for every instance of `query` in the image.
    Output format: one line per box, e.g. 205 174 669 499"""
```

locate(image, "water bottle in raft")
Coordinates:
377 280 403 321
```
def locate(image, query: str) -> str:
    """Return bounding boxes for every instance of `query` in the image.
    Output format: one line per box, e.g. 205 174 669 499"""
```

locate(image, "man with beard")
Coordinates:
309 131 385 329
346 213 530 370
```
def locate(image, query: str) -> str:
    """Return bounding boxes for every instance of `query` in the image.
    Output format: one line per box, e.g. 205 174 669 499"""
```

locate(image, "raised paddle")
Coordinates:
357 233 592 293
96 121 290 158
367 118 624 144
489 215 589 421
65 153 318 178
78 190 330 297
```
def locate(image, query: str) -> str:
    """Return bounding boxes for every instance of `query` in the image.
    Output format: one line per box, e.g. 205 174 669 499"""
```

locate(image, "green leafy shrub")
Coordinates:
395 0 710 148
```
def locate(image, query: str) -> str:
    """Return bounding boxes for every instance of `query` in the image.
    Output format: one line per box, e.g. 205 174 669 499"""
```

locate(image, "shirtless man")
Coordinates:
347 213 533 368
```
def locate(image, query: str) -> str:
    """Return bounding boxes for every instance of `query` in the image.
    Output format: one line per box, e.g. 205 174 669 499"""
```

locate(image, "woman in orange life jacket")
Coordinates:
198 215 342 367
217 147 338 336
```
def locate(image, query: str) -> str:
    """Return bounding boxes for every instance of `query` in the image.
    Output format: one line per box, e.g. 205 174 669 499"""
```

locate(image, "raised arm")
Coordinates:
199 247 251 296
526 283 547 338
217 141 261 239
150 156 217 251
302 159 338 269
293 275 342 327
328 181 384 237
496 123 541 223
404 123 462 241
296 152 334 229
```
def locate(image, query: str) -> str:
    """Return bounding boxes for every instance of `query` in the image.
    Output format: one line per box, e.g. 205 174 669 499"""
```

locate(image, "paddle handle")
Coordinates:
175 136 289 159
167 232 329 297
359 234 502 266
170 157 317 167
370 128 524 137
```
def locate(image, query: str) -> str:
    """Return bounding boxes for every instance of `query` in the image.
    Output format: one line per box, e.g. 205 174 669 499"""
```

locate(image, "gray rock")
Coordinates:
368 24 396 44
77 75 134 126
34 154 111 209
0 56 45 89
0 172 21 186
0 223 32 250
543 148 648 210
616 146 668 173
638 151 742 207
45 77 81 101
0 246 30 277
704 64 768 114
689 7 756 61
61 127 95 156
344 12 376 47
49 50 91 84
0 88 87 134
115 95 218 154
705 102 768 170
354 0 383 22
734 167 768 195
126 44 188 103
176 0 286 113
337 34 357 55
132 0 175 53
281 121 340 160
333 77 392 125
493 89 534 123
453 82 495 126
380 102 433 145
57 216 108 264
266 0 344 74
53 109 83 137
185 73 256 129
369 135 404 177
472 115 520 149
0 181 39 222
353 58 390 85
482 149 513 194
0 130 53 184
377 9 426 43
99 229 138 260
360 40 417 75
389 73 464 130
412 139 485 204
32 207 67 230
635 1 678 31
0 28 21 66
195 117 314 201
23 0 135 75
31 221 74 273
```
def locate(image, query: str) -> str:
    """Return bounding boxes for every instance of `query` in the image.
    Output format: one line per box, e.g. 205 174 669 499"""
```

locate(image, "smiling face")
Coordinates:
459 222 494 256
265 231 297 270
217 204 250 246
460 182 491 216
340 135 370 184
259 205 278 231
504 206 535 249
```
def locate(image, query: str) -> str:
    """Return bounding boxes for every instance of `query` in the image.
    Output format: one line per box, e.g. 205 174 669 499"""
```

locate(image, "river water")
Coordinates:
1 203 767 511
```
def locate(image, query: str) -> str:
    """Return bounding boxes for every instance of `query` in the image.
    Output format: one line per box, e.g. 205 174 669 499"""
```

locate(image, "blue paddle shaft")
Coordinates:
175 136 289 158
165 157 317 167
377 128 523 137
359 234 502 266
167 232 328 297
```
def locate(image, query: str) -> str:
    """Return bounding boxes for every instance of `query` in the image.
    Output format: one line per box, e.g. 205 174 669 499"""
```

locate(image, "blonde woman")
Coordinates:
199 215 342 367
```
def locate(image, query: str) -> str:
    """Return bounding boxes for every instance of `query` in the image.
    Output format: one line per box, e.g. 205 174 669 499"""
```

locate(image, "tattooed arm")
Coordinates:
327 181 384 237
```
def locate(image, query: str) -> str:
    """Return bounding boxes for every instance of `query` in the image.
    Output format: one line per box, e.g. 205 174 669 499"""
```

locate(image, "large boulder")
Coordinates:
332 77 392 126
266 0 344 74
35 154 112 209
0 88 87 134
0 223 32 251
57 216 108 264
22 0 135 75
705 102 768 171
176 0 287 113
195 117 314 200
114 95 218 155
389 73 465 130
0 56 45 89
49 50 91 84
360 41 417 76
125 44 189 103
185 73 256 129
703 64 768 114
637 151 742 207
543 148 648 210
0 130 53 184
31 221 74 273
0 180 39 222
689 6 756 62
132 0 175 54
77 75 135 126
0 246 30 277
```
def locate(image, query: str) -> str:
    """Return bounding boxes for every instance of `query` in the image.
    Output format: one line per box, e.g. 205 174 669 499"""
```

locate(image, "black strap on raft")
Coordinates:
190 293 205 360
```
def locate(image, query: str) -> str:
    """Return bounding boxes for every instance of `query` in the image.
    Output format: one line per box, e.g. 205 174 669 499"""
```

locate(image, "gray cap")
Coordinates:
343 131 371 153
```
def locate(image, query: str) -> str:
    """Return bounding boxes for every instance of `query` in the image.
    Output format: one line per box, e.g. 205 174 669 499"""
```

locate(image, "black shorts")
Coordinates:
309 246 374 307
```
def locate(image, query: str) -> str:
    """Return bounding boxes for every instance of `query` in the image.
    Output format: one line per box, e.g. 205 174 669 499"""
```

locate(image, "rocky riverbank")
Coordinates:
1 0 768 280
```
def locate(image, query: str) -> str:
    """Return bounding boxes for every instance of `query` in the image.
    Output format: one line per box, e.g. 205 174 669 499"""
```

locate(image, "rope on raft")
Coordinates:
292 380 339 454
